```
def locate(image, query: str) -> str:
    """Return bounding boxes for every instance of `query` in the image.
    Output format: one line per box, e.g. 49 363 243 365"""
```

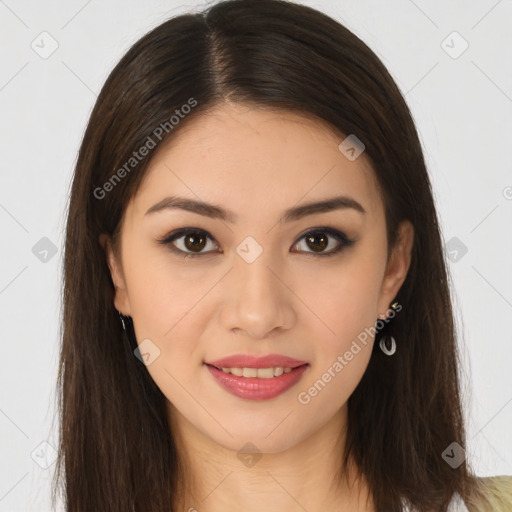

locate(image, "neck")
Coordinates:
167 402 374 512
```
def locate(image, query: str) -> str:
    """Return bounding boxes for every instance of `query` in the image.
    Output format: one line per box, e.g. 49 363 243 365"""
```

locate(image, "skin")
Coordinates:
101 101 414 511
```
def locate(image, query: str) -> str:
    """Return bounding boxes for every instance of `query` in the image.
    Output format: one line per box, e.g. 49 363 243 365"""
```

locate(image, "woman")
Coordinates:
53 0 512 510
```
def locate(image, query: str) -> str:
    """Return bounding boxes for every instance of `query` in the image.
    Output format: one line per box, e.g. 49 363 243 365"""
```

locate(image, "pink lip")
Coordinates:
206 354 308 369
205 364 309 400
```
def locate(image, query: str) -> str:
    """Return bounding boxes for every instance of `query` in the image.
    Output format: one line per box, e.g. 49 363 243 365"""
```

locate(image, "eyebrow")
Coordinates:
144 195 366 223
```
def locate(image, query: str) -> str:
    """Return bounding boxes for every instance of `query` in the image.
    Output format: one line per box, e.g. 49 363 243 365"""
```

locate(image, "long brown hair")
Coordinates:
53 0 482 510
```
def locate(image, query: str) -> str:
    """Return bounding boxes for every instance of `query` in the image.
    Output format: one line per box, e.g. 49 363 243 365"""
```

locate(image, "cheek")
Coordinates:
297 277 378 412
308 256 384 343
120 242 218 401
123 248 207 408
298 254 383 400
123 236 215 337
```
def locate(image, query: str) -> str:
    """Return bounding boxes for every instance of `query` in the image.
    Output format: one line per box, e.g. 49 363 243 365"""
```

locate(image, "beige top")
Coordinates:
403 475 512 512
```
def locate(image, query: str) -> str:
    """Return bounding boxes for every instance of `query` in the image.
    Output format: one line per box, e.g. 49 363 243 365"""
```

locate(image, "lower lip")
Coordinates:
205 364 309 400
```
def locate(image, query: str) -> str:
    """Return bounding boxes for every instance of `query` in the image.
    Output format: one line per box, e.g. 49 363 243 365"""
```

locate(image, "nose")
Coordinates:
220 249 296 339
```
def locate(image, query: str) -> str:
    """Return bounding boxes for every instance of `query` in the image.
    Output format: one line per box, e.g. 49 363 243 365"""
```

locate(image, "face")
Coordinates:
102 102 413 454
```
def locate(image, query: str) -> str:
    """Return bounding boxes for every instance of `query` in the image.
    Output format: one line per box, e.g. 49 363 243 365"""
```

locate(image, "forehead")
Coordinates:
129 102 383 222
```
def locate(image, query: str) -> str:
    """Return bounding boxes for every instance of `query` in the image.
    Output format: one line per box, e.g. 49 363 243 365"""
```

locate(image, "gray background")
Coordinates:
1 0 511 510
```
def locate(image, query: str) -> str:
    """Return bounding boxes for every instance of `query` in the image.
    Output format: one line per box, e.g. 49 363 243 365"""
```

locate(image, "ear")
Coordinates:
99 233 131 315
377 220 414 319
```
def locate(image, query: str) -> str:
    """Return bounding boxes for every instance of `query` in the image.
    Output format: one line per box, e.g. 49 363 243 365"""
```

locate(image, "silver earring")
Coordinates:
379 335 396 356
118 310 131 331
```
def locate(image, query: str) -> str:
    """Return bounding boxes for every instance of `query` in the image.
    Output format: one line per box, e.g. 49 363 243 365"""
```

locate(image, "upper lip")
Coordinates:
205 354 308 369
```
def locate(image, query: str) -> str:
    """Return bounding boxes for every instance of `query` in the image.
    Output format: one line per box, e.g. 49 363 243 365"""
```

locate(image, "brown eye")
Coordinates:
183 232 207 252
158 229 219 258
292 228 355 256
305 232 329 252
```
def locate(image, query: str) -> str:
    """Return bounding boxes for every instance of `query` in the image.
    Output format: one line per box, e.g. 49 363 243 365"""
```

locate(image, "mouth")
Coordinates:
204 362 310 400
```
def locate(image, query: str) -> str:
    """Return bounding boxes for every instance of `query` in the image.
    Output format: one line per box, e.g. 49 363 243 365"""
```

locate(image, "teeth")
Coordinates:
219 366 294 378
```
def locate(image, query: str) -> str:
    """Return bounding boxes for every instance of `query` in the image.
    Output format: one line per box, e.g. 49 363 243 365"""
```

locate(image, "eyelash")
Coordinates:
156 227 356 259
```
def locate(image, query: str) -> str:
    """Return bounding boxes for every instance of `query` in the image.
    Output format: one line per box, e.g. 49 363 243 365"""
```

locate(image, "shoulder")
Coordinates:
463 475 512 512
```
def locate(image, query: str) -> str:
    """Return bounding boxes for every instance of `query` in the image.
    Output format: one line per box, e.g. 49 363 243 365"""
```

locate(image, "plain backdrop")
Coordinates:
1 0 511 510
